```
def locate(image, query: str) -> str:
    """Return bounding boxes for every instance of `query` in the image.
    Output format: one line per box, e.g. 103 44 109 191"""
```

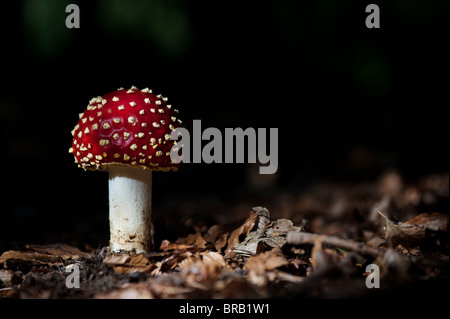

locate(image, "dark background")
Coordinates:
0 0 448 251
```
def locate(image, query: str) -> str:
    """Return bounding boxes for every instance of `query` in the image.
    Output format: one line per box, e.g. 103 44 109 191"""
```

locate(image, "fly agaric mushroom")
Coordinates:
69 86 182 253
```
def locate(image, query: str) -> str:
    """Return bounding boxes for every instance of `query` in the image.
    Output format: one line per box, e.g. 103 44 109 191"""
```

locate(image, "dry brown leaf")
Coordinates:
148 278 193 298
157 238 209 273
160 239 196 252
177 232 207 248
244 248 289 273
204 224 223 243
0 244 91 268
177 252 198 269
225 210 258 254
0 250 63 266
96 282 154 299
0 269 22 287
201 251 226 269
261 218 301 249
0 287 15 298
244 248 289 286
378 211 448 244
181 261 217 288
25 244 91 260
150 261 163 276
227 210 298 258
225 207 272 258
103 254 153 274
266 219 301 237
214 232 229 253
178 251 227 287
406 212 448 232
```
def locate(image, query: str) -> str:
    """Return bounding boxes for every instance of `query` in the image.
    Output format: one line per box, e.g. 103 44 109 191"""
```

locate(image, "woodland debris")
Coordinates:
244 248 290 286
0 269 22 287
224 209 258 255
226 207 300 258
25 244 91 260
245 248 289 273
95 282 154 299
0 244 91 271
103 254 153 274
1 172 448 299
0 250 62 267
177 232 207 248
378 211 448 245
286 231 381 257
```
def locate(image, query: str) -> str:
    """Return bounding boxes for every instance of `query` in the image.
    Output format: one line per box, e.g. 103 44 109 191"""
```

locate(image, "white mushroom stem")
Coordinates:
108 166 153 253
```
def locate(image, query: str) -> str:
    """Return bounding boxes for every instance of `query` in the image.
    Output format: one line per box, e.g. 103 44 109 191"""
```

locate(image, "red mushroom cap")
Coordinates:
69 86 182 171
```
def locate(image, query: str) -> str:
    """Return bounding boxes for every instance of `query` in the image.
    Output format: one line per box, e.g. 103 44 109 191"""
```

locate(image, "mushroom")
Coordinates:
69 86 182 253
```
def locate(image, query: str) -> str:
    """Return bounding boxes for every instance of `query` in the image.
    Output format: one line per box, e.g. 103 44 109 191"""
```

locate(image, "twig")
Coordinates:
286 231 449 270
286 231 381 257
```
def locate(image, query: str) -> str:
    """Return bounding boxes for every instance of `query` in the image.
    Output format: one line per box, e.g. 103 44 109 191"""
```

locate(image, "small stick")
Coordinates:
287 232 448 268
286 231 381 257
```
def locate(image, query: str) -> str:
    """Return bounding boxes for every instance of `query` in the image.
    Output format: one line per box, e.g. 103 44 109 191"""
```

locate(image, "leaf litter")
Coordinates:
0 172 448 298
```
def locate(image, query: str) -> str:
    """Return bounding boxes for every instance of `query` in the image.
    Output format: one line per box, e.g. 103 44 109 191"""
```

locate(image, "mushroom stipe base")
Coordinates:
108 166 153 253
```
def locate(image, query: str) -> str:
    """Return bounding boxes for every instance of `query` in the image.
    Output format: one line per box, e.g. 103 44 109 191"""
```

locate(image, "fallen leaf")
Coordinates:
378 211 448 245
214 232 229 253
146 275 193 298
177 232 207 248
244 248 289 286
201 251 227 273
224 210 258 254
204 224 223 243
103 254 153 274
244 248 289 272
261 218 302 249
150 262 163 276
0 269 22 287
160 240 196 252
406 212 448 232
96 282 153 299
0 287 15 298
0 244 91 268
0 250 62 267
227 209 299 258
25 244 91 260
178 251 227 286
266 219 302 237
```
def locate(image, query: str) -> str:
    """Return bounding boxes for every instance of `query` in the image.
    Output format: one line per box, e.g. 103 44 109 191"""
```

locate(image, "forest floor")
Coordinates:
0 171 448 299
